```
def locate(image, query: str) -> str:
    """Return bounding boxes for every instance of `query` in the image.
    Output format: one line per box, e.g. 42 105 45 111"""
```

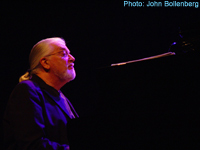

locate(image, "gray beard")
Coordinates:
54 69 76 82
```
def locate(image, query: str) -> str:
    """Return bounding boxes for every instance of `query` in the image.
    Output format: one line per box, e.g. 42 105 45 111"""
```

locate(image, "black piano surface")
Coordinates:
68 52 200 149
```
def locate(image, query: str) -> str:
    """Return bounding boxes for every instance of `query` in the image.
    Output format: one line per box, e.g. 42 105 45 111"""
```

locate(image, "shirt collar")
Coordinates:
31 74 60 97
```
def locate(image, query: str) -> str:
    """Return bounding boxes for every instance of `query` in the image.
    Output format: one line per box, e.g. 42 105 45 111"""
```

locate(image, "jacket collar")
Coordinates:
31 74 59 96
30 74 74 118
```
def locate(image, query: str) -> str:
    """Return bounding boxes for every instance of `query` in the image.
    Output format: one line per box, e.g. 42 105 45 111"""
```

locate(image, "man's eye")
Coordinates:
62 52 68 57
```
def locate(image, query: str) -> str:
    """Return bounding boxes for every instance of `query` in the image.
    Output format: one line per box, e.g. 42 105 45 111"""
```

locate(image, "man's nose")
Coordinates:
69 54 75 62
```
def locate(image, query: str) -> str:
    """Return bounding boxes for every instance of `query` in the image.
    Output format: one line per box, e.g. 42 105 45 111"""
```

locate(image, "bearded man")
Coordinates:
3 37 79 150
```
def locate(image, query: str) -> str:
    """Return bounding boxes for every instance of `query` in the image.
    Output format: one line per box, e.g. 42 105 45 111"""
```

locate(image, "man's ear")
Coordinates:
39 57 50 70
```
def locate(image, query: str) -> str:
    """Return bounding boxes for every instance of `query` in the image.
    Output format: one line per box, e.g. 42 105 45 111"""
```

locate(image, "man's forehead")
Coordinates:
50 42 70 52
59 47 70 53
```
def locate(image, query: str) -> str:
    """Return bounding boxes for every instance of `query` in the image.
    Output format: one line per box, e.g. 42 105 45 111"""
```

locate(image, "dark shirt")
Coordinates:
3 74 79 150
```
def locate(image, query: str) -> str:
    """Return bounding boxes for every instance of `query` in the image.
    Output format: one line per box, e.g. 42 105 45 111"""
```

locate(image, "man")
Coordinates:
3 37 79 150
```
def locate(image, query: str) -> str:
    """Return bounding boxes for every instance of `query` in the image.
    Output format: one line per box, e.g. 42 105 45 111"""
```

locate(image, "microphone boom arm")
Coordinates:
111 52 176 66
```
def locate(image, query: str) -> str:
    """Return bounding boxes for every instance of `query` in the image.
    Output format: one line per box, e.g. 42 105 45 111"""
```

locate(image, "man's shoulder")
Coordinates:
18 79 39 89
5 80 41 105
13 80 41 94
20 79 35 85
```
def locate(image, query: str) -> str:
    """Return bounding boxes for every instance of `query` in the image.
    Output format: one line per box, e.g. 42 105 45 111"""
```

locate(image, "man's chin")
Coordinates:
69 75 76 81
64 73 76 82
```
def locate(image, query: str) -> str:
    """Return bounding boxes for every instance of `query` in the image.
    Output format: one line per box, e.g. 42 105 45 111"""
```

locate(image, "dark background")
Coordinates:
1 1 200 148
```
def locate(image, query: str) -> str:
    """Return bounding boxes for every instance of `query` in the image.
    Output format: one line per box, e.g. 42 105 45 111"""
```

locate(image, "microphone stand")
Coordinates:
111 52 176 66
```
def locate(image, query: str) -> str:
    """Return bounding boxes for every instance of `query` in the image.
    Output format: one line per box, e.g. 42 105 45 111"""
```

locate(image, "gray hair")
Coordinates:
19 37 66 82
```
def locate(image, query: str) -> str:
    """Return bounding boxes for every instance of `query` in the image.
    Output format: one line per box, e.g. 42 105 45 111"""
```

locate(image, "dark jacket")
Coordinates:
3 74 79 150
